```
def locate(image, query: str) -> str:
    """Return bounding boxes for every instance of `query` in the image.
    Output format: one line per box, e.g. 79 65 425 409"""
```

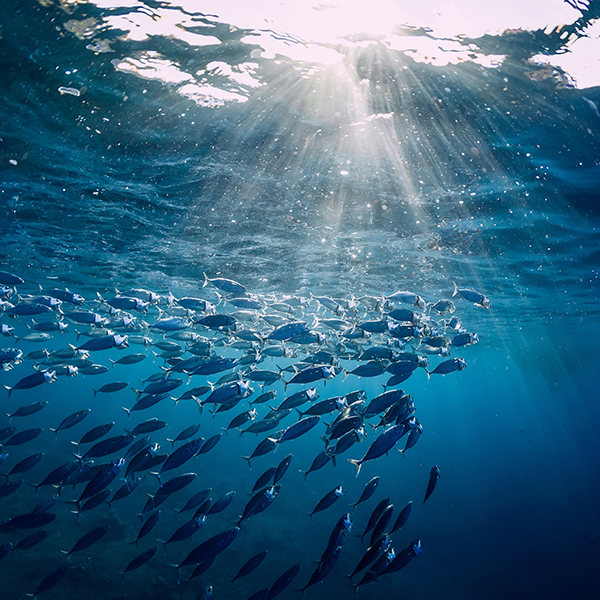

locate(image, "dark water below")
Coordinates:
1 0 600 599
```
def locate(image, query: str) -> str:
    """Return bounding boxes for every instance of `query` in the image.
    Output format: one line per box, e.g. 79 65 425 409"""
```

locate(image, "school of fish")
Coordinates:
0 269 487 598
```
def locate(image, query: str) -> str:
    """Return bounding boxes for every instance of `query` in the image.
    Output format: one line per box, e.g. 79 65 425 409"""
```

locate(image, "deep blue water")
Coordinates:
1 0 600 599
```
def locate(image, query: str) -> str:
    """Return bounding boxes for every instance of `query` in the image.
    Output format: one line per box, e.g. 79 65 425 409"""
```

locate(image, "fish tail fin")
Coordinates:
157 539 168 556
166 438 175 448
241 456 252 469
3 385 12 396
292 586 307 597
202 273 209 288
452 281 459 297
342 368 349 382
346 458 362 477
122 407 131 418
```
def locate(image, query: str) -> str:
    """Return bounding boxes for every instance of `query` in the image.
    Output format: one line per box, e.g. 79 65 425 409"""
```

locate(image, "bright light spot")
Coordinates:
112 53 193 84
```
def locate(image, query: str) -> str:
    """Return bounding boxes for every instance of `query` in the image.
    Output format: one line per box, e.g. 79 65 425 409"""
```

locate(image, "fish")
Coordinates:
174 489 212 515
308 485 346 522
123 392 169 417
203 273 247 295
347 425 407 476
267 321 310 341
108 478 141 507
399 420 423 454
110 353 147 366
380 539 423 575
203 379 253 406
427 357 467 377
238 485 281 525
370 503 394 546
343 360 388 380
266 563 301 600
452 281 491 308
206 490 236 515
297 395 346 417
49 409 91 435
133 377 183 397
166 424 202 446
160 437 205 475
362 389 405 419
278 415 320 443
43 288 84 304
6 400 49 421
14 530 50 551
195 313 237 330
350 476 380 510
78 334 129 351
4 370 57 395
32 494 60 514
121 547 157 582
229 550 267 583
149 317 192 331
251 466 277 493
424 465 441 504
2 428 43 448
390 500 412 533
355 497 390 543
151 473 197 508
325 428 364 465
285 364 336 387
0 271 24 286
299 449 331 482
79 433 134 459
127 418 167 436
27 564 68 598
295 545 341 595
6 303 54 317
386 290 426 309
196 433 222 455
273 453 293 484
451 332 479 347
4 453 44 480
350 533 391 577
175 527 240 577
0 511 57 533
74 422 115 446
132 511 161 547
77 458 125 503
0 479 23 498
30 461 81 494
64 525 110 555
158 515 206 553
92 381 128 396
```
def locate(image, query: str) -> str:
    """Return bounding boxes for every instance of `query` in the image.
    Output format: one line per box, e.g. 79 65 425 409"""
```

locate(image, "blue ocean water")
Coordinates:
1 0 600 599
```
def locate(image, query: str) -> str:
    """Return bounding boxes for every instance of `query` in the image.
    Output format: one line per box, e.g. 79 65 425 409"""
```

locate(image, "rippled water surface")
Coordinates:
0 1 599 599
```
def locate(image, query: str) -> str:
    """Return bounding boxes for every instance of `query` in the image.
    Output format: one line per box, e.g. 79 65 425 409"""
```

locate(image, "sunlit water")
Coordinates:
0 0 599 599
